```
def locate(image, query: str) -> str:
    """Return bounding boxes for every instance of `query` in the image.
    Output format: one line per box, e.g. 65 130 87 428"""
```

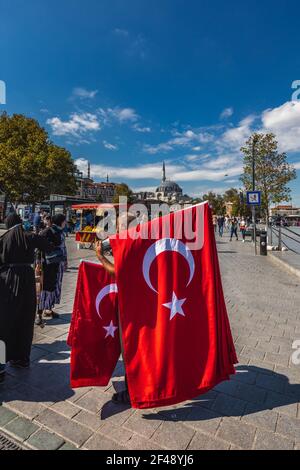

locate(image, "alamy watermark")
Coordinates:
0 340 6 365
95 197 205 251
0 80 6 104
291 80 300 101
291 340 300 365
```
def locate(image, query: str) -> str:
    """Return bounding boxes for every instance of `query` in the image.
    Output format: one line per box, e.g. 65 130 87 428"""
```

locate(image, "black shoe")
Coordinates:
111 389 131 406
9 360 30 369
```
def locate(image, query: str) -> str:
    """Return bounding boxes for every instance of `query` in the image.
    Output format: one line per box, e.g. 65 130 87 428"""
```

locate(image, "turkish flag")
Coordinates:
67 261 121 388
110 201 237 409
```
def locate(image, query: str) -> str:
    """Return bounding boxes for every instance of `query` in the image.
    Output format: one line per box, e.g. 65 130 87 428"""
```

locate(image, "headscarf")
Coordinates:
5 213 23 230
0 213 29 264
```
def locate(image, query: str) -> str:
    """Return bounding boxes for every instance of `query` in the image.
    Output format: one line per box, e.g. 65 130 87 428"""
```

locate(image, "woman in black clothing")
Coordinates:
37 214 67 321
0 213 53 382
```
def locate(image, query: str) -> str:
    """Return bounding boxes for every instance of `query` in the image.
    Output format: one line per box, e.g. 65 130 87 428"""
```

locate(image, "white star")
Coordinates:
163 292 186 320
103 320 118 338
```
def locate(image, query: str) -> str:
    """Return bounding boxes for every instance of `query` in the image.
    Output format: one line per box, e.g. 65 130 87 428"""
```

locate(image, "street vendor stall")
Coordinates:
71 203 127 249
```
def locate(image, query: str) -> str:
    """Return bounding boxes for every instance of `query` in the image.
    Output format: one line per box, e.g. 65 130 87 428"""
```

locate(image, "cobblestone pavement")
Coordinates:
0 233 300 450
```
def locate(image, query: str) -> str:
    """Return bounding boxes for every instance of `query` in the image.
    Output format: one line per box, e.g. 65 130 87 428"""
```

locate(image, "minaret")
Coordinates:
106 174 109 183
162 161 166 182
87 161 91 179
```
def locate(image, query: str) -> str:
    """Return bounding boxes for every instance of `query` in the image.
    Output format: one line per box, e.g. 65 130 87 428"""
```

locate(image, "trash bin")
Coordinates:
260 230 267 256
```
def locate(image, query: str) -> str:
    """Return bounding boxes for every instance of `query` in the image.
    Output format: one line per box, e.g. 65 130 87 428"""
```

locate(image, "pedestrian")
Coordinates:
230 217 239 241
218 216 225 237
33 210 42 234
37 214 68 322
240 217 247 242
0 213 53 383
212 214 218 233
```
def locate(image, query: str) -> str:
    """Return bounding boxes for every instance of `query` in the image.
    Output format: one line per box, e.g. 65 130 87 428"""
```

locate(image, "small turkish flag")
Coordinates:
110 201 237 409
68 261 121 388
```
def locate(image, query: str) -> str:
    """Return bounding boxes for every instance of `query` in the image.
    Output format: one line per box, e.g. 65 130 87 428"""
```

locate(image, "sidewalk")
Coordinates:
0 234 300 450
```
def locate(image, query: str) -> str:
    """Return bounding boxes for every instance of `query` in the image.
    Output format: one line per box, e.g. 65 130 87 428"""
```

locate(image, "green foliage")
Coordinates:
223 188 252 218
240 133 296 217
113 183 133 203
202 191 226 215
0 112 77 204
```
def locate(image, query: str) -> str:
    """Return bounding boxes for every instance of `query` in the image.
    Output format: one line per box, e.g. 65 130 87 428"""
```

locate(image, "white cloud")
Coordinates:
293 161 300 170
72 87 98 99
143 130 213 154
47 113 100 137
221 116 256 150
113 28 129 37
220 107 234 119
192 146 201 151
262 100 300 152
99 107 139 124
132 124 151 133
103 140 118 151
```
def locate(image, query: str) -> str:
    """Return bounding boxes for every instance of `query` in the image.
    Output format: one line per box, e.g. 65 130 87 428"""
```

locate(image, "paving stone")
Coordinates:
51 401 80 418
123 410 162 439
126 434 164 450
183 405 222 435
83 434 127 450
216 418 256 450
97 422 133 445
0 406 18 426
265 391 298 417
151 421 195 450
59 442 78 450
74 390 110 413
242 404 278 432
256 373 286 394
276 414 300 440
26 429 65 450
72 409 103 431
253 429 294 450
35 408 92 446
188 431 230 450
211 393 247 417
5 417 39 441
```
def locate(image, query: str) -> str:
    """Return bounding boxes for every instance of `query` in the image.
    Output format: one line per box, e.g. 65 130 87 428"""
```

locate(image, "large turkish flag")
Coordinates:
67 261 121 388
110 201 237 409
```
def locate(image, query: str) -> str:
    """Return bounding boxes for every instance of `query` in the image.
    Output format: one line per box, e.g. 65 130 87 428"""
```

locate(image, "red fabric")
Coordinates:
110 202 237 409
67 261 121 388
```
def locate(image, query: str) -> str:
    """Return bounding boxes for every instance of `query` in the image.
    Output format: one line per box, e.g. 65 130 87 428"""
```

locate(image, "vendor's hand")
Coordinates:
95 240 104 260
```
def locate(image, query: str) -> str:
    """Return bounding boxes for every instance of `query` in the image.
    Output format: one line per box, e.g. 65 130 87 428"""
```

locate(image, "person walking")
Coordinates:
0 213 53 382
230 217 239 241
218 216 225 237
37 214 68 321
240 217 247 242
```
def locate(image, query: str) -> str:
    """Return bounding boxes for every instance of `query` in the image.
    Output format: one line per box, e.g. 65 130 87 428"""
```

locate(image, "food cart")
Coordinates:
71 203 127 249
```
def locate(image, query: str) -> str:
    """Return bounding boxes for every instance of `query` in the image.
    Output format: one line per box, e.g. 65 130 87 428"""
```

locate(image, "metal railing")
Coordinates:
269 225 300 254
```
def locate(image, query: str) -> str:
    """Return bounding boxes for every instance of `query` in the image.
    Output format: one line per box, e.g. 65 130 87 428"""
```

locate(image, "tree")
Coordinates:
202 191 225 215
223 188 252 218
113 183 133 203
0 112 77 206
241 133 296 219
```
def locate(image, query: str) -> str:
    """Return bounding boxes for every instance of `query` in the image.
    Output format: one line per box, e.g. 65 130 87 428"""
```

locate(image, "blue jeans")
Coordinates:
218 225 224 237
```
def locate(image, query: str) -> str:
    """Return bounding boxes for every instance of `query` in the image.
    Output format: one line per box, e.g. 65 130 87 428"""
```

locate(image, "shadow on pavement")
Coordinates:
140 365 300 422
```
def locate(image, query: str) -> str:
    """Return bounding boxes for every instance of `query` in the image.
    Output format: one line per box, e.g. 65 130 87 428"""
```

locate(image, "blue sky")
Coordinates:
1 0 300 204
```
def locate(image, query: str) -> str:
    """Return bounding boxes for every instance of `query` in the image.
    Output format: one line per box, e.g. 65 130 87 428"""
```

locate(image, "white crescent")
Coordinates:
95 283 118 319
142 238 195 293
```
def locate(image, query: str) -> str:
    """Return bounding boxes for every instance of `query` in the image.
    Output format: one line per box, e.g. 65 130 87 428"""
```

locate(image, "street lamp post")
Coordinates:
252 137 257 255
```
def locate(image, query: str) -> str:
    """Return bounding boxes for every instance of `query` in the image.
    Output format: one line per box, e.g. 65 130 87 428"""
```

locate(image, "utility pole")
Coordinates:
252 136 257 255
